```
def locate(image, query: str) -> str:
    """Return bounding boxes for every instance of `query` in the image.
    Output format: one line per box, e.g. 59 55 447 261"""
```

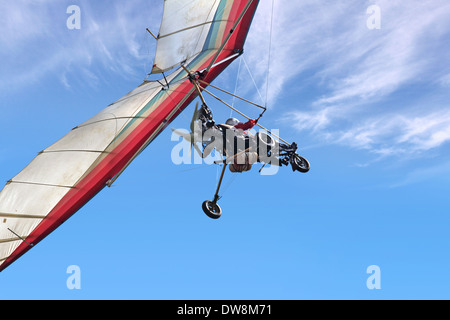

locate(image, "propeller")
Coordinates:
171 102 203 156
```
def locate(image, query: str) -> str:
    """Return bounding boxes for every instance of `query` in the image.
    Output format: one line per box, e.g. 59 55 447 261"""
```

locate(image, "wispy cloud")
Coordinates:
3 0 450 164
0 0 160 95
312 1 450 106
390 160 450 188
243 0 450 160
335 108 450 156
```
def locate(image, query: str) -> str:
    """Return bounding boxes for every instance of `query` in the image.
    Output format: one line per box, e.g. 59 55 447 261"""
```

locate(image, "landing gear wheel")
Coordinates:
202 200 222 219
291 154 310 173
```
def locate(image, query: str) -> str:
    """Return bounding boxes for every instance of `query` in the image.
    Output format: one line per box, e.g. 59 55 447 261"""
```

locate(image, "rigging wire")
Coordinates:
230 57 243 117
200 86 290 145
265 0 275 108
242 56 264 105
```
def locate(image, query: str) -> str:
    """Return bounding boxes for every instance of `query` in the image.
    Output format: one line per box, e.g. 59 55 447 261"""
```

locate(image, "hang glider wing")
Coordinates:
152 0 256 74
0 0 259 272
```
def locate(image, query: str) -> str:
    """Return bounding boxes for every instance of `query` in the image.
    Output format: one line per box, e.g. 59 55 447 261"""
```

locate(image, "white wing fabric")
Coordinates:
151 0 222 73
0 80 163 269
0 0 260 272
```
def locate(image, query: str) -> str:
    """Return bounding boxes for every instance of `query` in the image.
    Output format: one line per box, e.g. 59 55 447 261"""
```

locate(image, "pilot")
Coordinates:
225 117 258 132
224 117 258 173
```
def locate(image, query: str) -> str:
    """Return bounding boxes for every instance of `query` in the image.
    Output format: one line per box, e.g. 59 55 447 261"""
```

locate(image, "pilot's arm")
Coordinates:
234 119 257 131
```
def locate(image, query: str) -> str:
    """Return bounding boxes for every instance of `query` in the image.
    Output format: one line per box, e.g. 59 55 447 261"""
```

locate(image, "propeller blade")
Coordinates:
190 102 200 133
171 128 193 142
193 143 203 157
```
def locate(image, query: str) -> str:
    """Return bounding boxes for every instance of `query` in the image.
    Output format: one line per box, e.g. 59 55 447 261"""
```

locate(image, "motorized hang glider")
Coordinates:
0 0 309 272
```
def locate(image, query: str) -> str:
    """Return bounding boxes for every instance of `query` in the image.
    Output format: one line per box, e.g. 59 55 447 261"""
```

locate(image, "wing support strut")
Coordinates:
205 0 256 72
198 79 265 110
198 85 288 145
213 162 228 204
181 64 287 145
7 228 33 248
146 28 158 40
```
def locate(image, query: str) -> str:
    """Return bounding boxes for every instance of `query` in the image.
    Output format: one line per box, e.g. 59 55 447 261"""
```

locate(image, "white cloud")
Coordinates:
0 0 161 94
315 1 449 105
3 0 450 162
249 0 450 159
390 160 450 188
335 109 450 156
439 73 450 88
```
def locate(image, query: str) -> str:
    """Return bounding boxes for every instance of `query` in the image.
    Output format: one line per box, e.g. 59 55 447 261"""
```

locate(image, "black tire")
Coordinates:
202 201 222 219
291 154 310 173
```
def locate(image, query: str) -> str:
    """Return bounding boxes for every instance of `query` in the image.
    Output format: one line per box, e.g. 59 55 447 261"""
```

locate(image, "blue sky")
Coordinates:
1 0 450 299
